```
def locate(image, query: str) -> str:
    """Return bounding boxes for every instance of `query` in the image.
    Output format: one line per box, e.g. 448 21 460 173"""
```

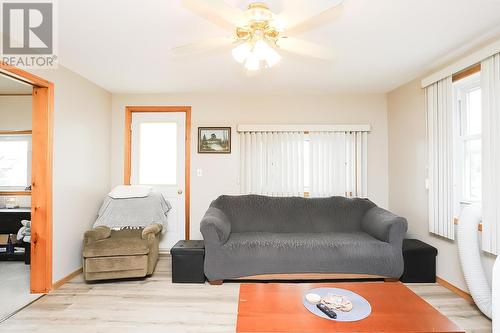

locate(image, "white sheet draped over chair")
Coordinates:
239 131 304 196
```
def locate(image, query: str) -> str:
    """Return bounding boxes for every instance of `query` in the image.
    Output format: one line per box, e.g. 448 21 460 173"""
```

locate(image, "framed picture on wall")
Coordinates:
198 127 231 154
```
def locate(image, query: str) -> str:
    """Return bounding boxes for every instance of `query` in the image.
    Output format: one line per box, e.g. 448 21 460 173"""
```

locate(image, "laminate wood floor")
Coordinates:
0 261 42 322
0 255 492 333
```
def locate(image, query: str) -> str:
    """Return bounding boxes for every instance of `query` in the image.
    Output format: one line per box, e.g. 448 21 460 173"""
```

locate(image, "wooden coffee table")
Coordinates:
236 282 464 333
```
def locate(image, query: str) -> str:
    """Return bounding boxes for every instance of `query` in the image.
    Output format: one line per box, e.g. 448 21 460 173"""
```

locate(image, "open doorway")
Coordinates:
0 74 36 320
0 63 53 321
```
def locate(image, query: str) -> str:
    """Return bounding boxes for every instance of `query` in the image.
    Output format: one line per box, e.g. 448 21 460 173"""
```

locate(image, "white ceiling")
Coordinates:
0 74 32 94
58 0 500 94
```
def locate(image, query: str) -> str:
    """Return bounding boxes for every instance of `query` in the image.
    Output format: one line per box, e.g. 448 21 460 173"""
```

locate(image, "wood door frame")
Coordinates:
0 62 54 293
124 106 191 240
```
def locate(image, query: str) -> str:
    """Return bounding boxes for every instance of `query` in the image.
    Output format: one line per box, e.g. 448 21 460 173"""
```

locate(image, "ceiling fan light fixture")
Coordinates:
244 52 260 71
252 39 270 60
245 2 273 22
264 47 281 68
253 39 281 68
232 42 252 63
229 2 285 70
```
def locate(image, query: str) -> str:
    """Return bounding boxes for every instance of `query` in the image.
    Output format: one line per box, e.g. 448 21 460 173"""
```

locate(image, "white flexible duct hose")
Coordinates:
457 204 492 319
494 256 500 332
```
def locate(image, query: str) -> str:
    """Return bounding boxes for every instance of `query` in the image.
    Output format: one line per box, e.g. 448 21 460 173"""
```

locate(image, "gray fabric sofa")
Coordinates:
200 195 407 283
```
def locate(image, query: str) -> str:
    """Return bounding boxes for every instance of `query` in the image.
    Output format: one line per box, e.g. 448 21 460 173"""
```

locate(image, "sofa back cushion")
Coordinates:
211 195 376 233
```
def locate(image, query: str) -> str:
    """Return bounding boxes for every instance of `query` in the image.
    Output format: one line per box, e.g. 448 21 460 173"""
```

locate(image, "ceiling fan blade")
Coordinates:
276 37 335 60
277 0 344 35
182 0 245 31
171 36 235 56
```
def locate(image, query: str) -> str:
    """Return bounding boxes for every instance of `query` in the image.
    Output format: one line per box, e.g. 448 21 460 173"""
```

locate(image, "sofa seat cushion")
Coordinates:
83 229 149 258
205 232 402 280
225 231 386 250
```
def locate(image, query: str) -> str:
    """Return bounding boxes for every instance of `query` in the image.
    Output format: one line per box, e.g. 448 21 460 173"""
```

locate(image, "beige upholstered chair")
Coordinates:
83 223 162 281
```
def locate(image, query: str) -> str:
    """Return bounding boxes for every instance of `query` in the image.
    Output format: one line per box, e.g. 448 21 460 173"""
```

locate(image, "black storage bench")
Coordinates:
400 239 438 283
171 240 205 283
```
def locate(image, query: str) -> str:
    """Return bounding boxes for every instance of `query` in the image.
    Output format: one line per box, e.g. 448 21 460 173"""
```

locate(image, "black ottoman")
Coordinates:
171 240 205 283
400 239 438 283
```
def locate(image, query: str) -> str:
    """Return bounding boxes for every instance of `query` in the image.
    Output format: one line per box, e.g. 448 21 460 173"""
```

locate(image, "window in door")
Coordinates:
136 122 177 185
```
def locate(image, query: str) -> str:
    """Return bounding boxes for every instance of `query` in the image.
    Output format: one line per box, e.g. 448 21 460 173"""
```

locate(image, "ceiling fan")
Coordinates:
173 0 344 71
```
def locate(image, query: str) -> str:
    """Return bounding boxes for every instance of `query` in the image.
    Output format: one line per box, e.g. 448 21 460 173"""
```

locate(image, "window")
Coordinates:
454 73 481 203
0 134 32 191
137 122 177 185
239 129 368 198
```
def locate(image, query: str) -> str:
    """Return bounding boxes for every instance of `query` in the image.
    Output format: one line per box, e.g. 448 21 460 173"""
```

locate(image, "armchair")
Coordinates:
83 223 162 281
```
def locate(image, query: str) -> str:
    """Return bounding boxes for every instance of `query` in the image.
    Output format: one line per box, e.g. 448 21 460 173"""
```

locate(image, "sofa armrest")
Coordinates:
361 207 407 248
84 226 111 244
200 207 231 245
142 223 163 240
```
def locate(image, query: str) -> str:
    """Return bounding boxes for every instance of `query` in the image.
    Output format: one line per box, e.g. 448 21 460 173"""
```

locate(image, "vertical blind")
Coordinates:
239 127 368 197
240 131 305 196
481 53 500 255
426 76 455 240
309 131 367 198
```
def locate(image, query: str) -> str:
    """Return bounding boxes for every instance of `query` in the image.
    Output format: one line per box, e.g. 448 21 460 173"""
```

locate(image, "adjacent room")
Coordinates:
0 0 499 332
0 73 41 321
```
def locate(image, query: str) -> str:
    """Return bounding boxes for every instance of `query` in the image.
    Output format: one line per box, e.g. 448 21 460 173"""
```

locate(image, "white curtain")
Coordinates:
426 76 455 240
239 131 304 196
309 131 367 198
481 53 500 255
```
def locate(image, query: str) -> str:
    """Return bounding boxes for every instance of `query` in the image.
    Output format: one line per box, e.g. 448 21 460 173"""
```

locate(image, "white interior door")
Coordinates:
130 112 185 250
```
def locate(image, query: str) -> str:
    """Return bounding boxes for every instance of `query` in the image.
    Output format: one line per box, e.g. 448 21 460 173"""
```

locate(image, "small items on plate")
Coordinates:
322 293 353 312
305 292 353 312
305 293 322 304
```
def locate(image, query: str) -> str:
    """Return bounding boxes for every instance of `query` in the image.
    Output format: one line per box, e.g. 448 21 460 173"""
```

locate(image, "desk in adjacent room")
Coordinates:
0 208 31 263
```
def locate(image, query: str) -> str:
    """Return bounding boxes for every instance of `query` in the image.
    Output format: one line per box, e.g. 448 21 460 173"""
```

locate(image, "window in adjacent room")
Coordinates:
0 133 32 192
453 72 481 204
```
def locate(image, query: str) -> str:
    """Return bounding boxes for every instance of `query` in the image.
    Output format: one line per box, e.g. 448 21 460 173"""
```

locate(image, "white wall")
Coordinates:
30 66 111 282
387 78 497 291
0 96 32 130
110 93 389 240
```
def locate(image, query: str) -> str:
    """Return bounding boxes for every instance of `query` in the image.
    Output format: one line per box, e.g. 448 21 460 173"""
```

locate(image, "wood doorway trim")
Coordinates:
124 106 192 240
0 62 54 293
